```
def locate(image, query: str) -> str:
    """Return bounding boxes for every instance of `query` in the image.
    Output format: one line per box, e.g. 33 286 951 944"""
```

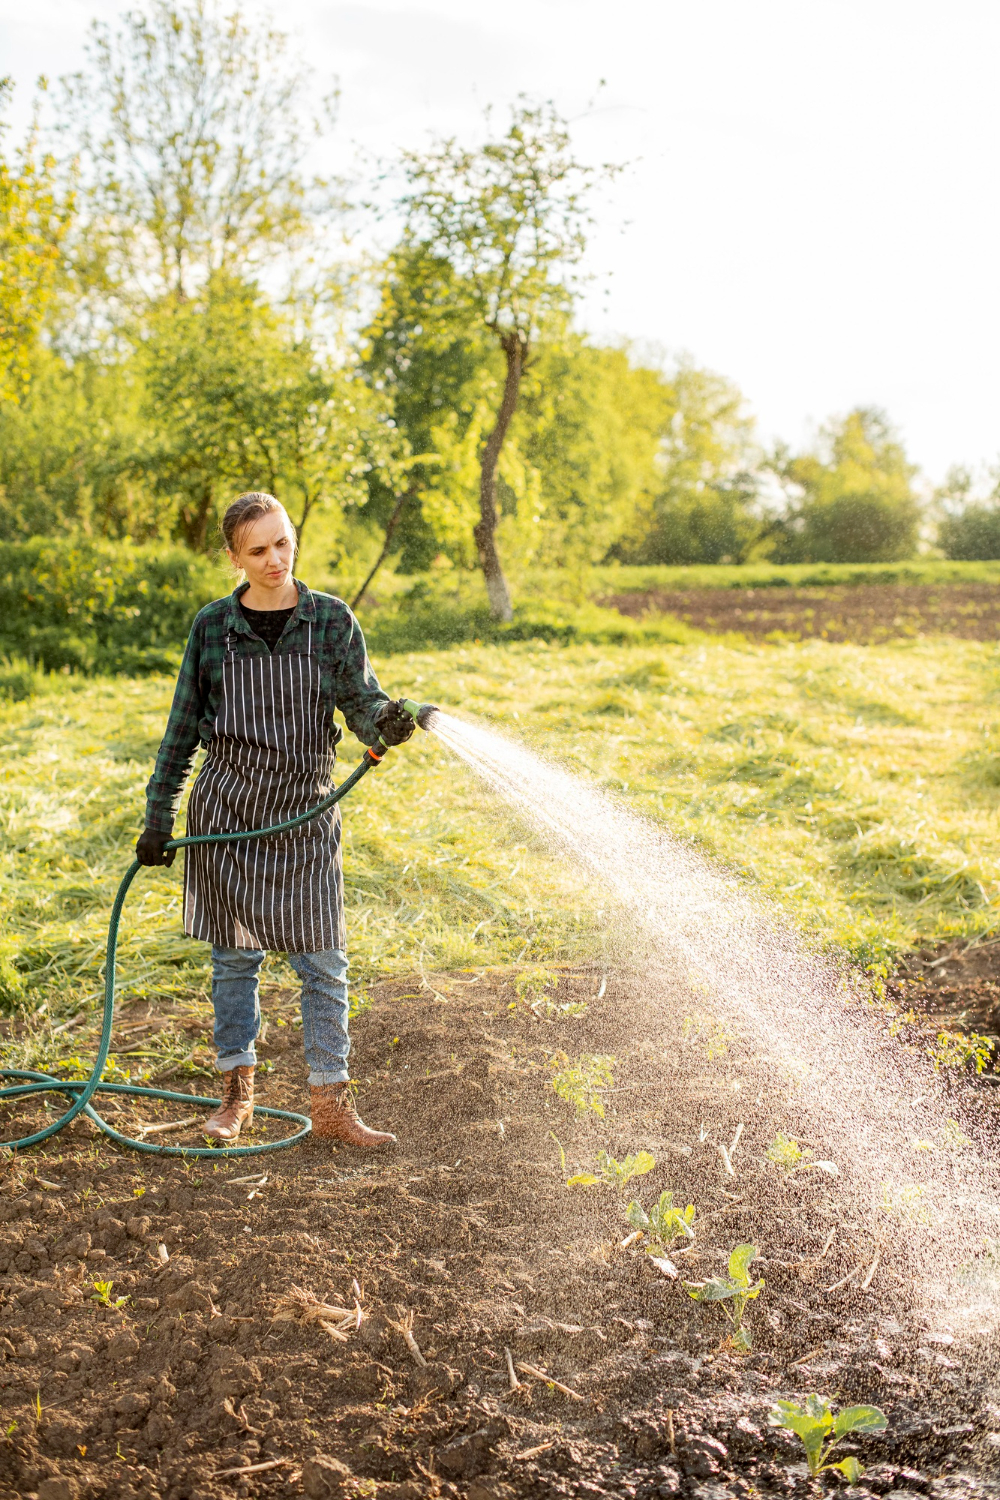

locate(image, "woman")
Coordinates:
137 491 415 1148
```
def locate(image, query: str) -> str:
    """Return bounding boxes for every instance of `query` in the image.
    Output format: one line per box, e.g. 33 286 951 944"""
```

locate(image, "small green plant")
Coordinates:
766 1132 809 1169
880 1182 930 1224
681 1011 734 1060
770 1394 887 1481
548 1052 615 1117
558 1143 656 1190
90 1279 128 1308
684 1243 764 1351
627 1190 696 1252
928 1030 995 1075
512 967 587 1020
5 1421 16 1437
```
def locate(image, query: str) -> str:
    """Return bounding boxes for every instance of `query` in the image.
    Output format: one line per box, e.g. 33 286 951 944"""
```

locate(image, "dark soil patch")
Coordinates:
1 971 998 1500
892 939 1000 1061
601 584 1000 643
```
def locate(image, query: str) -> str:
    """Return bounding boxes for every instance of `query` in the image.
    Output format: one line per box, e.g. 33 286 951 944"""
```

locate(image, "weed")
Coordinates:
90 1279 128 1308
880 1183 930 1224
5 1421 15 1437
928 1030 995 1075
766 1132 809 1169
512 967 587 1020
770 1394 887 1481
627 1190 696 1252
548 1052 615 1118
681 1011 734 1060
684 1243 764 1351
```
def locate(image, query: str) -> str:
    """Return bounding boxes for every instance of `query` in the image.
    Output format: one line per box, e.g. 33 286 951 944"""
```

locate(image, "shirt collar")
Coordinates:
226 578 315 635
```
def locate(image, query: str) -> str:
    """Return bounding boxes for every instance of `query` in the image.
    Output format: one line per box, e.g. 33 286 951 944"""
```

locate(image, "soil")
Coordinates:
600 583 1000 644
1 970 999 1500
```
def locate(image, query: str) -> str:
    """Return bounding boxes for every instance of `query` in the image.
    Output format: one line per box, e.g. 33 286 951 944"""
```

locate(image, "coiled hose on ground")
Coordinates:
0 749 385 1160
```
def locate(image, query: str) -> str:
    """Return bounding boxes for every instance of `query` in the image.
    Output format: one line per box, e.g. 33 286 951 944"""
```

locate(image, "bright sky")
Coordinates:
4 0 1000 484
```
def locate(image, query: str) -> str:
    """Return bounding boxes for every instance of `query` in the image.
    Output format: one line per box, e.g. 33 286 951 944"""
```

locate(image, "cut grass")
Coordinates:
0 634 997 1034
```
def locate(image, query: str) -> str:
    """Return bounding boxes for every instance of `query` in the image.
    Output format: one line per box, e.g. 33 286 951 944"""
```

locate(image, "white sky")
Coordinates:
4 0 1000 484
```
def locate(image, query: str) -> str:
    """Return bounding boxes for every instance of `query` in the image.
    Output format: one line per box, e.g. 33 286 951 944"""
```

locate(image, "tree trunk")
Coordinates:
178 480 215 551
474 332 525 622
350 484 415 612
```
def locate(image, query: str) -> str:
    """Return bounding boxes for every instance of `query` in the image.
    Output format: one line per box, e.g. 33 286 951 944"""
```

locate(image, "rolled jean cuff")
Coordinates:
308 1068 350 1086
217 1048 256 1072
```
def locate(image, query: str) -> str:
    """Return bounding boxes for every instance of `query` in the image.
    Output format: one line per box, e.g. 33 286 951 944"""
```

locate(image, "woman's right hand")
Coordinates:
136 828 176 866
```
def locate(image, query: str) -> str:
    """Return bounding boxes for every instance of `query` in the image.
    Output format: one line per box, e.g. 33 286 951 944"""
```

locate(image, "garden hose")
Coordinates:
0 701 440 1160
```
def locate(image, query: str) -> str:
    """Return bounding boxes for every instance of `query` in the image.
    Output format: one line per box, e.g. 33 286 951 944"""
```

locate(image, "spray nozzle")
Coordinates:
401 699 440 731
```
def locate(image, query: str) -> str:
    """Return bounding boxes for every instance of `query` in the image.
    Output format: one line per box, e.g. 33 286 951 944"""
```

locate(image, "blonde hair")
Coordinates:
221 492 297 557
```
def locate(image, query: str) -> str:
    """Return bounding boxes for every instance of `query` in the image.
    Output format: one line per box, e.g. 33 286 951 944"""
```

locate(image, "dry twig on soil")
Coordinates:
516 1362 585 1401
274 1284 360 1341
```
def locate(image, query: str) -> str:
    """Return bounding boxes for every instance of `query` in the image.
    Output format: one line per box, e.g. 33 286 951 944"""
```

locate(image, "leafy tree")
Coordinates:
771 407 920 563
57 0 335 306
391 101 610 619
139 278 401 550
611 362 763 565
936 465 1000 559
0 344 149 541
0 80 72 403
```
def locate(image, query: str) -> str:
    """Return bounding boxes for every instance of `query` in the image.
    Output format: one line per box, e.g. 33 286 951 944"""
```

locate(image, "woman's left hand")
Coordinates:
373 699 416 746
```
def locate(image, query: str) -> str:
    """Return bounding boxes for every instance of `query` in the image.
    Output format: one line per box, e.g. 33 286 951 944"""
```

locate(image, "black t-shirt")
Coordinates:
239 601 295 653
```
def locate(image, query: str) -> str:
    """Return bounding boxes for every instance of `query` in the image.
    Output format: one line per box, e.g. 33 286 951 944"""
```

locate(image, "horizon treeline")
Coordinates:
2 1 998 621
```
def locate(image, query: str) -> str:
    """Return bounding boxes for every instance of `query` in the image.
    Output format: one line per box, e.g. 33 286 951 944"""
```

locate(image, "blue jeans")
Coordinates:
211 946 350 1085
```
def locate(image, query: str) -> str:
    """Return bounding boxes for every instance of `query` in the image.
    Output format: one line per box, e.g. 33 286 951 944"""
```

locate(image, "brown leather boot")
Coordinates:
203 1065 255 1143
310 1083 396 1148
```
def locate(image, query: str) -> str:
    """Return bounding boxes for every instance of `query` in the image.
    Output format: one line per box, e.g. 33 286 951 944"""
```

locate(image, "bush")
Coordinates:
361 594 700 655
0 538 225 674
940 504 1000 561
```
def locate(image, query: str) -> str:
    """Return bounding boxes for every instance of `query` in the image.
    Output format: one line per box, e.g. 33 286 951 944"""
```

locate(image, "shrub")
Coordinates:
940 503 1000 560
0 538 224 674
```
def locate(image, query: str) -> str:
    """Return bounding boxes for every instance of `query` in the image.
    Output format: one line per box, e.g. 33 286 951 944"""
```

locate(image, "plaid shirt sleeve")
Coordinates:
144 617 206 833
332 605 389 747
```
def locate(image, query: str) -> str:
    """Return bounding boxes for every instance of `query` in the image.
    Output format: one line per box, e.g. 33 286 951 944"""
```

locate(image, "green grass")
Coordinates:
1 635 997 1030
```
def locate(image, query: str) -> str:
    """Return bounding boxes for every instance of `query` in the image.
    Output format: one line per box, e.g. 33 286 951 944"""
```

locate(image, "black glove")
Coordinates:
372 698 416 748
136 828 176 867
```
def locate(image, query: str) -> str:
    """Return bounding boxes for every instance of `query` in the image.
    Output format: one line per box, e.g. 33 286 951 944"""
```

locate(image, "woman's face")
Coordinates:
228 509 296 593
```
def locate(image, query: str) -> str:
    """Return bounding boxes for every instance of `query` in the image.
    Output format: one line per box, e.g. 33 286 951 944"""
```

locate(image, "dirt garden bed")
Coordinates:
600 584 1000 644
1 970 999 1500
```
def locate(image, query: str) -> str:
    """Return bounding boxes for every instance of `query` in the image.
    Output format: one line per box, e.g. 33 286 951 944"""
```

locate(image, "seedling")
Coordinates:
513 968 587 1020
681 1011 733 1060
90 1279 128 1308
770 1393 887 1481
684 1243 763 1351
558 1143 656 1191
928 1030 995 1075
548 1052 615 1117
627 1190 696 1252
766 1132 809 1169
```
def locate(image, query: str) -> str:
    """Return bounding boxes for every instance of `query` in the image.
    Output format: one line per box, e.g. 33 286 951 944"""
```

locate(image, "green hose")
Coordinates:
0 749 384 1160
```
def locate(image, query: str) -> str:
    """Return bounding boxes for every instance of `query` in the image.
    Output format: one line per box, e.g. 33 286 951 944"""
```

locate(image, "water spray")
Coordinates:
0 700 441 1159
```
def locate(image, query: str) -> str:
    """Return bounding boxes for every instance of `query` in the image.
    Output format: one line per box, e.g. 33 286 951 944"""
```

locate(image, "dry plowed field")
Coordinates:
2 972 1000 1500
602 583 1000 643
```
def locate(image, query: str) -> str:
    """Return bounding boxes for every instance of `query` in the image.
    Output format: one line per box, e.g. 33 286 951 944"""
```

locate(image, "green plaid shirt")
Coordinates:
144 581 389 832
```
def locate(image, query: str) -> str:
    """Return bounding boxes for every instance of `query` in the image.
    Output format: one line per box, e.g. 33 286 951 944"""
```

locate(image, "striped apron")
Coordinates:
182 622 345 952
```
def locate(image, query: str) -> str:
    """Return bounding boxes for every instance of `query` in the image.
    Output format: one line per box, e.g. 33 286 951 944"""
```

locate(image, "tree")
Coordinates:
0 80 72 404
611 361 764 565
139 277 401 550
770 407 920 564
937 467 1000 559
392 102 610 619
57 0 335 306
